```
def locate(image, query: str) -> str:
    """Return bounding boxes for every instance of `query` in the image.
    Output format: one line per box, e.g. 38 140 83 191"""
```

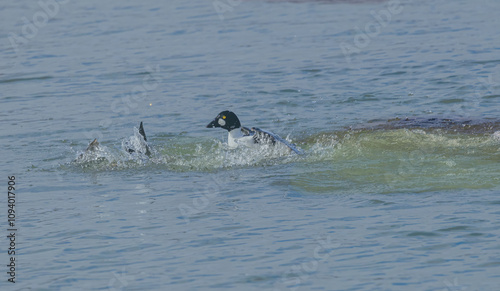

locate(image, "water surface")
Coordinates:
1 0 500 290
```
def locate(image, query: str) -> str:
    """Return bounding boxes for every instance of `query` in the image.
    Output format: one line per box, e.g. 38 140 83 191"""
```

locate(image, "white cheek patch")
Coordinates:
218 118 226 126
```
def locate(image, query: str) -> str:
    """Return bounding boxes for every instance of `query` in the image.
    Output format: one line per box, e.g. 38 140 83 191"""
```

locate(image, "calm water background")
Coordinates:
1 0 500 290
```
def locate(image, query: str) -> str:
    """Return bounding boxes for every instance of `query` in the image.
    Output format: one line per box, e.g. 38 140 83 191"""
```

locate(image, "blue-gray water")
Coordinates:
1 0 500 290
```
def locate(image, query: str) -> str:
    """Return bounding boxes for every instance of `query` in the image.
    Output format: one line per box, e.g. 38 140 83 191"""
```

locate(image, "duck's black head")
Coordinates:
206 110 241 131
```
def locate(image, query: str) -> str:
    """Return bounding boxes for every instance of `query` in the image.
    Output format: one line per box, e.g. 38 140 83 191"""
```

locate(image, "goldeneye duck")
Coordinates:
206 110 303 154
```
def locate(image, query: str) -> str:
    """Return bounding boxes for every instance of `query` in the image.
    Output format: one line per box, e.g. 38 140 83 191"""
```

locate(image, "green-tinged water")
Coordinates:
73 122 500 194
2 0 500 290
293 127 500 193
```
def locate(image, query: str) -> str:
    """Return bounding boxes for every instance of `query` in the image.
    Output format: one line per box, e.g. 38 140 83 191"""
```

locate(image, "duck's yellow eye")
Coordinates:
222 115 226 119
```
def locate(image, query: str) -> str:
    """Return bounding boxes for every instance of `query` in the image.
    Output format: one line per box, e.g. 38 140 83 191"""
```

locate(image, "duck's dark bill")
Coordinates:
206 119 219 128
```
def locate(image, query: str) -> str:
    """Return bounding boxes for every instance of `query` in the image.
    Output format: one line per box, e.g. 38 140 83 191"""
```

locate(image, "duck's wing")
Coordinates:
138 121 152 157
139 121 148 142
125 122 151 157
241 126 255 137
251 127 303 155
85 138 100 152
251 127 276 145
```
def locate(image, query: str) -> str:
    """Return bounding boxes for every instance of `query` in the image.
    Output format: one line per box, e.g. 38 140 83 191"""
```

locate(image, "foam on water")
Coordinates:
290 126 500 194
70 121 500 193
72 132 303 172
